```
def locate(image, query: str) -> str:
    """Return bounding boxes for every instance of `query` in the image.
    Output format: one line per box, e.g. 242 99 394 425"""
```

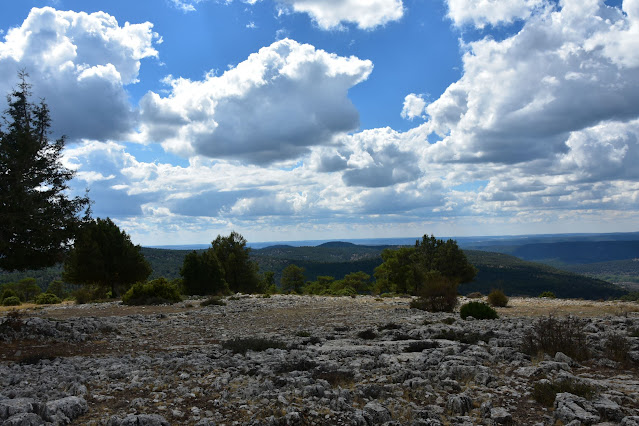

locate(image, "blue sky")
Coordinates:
1 0 638 245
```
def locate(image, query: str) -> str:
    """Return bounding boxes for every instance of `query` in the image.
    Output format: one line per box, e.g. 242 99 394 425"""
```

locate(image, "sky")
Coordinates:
1 0 638 245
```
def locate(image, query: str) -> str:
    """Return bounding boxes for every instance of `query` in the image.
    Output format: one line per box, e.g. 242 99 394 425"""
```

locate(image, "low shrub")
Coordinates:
466 292 483 299
222 337 286 354
433 329 494 344
603 333 633 366
521 316 589 361
275 359 318 374
201 296 226 307
312 368 355 387
378 322 401 331
296 331 312 337
532 379 597 407
539 291 556 298
72 285 109 304
411 277 459 313
460 301 499 320
487 289 508 307
34 293 62 305
1 289 19 303
334 286 357 297
404 340 439 352
2 296 21 307
122 278 182 306
441 317 456 325
357 329 378 340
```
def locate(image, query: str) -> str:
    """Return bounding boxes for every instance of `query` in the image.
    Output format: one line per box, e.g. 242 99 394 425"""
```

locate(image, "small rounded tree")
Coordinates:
487 289 509 307
281 264 306 294
63 218 151 298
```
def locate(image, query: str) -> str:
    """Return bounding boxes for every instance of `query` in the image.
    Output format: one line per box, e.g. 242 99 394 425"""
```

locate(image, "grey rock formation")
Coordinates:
446 394 472 416
554 393 600 425
363 401 392 424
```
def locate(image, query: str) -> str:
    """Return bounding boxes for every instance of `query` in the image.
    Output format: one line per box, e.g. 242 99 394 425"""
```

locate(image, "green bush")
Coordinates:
459 301 499 320
2 296 21 306
122 278 182 305
334 286 357 297
1 289 19 303
46 281 68 299
222 337 286 354
201 296 226 307
532 379 597 407
71 285 109 304
433 329 494 344
35 293 62 305
539 291 556 298
404 340 439 352
357 329 378 340
521 316 589 361
410 276 459 313
487 289 509 307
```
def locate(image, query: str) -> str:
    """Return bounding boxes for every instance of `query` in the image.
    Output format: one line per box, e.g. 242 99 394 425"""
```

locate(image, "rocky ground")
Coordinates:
1 295 639 425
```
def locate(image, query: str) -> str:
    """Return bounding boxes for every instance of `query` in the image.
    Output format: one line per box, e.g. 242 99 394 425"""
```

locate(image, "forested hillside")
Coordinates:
462 251 626 299
1 243 628 300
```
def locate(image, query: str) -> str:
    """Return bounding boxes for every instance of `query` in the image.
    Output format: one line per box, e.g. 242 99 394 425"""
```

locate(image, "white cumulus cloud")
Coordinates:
277 0 404 30
401 93 426 120
137 38 373 164
426 0 639 165
0 7 159 141
446 0 546 28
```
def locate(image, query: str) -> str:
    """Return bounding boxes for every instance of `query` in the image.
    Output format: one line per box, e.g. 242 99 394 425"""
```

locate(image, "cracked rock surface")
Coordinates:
1 295 639 425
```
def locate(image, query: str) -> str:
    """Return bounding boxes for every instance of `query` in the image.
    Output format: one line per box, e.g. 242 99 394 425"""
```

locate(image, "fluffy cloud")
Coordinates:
277 0 404 30
339 128 423 188
446 0 545 28
137 39 373 164
427 0 639 165
170 0 261 12
401 93 426 120
0 7 159 141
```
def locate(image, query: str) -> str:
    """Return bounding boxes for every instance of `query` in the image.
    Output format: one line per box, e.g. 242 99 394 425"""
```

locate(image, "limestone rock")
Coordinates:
554 393 600 425
363 401 391 424
446 394 472 416
43 396 87 425
2 412 49 426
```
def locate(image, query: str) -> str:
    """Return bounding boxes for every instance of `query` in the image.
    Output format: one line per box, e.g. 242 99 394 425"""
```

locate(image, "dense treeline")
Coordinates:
1 242 630 301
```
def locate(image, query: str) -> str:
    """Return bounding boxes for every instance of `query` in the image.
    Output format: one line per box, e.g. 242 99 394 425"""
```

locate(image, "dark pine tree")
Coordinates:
63 217 151 297
0 72 90 271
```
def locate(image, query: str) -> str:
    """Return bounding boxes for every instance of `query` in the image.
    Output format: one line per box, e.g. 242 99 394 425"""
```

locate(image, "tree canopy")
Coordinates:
62 217 151 296
211 231 262 293
374 235 477 295
180 249 227 296
281 264 306 294
0 73 90 271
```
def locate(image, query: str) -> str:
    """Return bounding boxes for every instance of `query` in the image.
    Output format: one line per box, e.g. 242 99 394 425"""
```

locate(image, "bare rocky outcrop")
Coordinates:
1 295 638 425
